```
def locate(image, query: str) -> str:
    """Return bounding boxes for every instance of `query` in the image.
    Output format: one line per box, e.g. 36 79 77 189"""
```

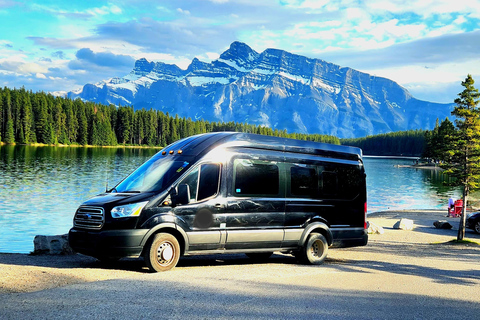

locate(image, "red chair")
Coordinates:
449 200 463 217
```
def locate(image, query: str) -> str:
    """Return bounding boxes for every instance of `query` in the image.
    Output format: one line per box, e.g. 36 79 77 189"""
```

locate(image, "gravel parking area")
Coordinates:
1 209 478 295
1 210 479 319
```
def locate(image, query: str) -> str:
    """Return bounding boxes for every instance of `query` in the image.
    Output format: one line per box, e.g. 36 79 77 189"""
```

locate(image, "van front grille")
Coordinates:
74 206 104 230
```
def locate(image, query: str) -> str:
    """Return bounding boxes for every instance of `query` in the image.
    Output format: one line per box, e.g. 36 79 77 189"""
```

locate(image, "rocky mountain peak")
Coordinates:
133 58 155 75
68 41 454 138
219 41 259 69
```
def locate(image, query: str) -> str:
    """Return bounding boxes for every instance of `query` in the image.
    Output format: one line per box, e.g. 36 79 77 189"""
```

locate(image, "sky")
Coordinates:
1 0 480 103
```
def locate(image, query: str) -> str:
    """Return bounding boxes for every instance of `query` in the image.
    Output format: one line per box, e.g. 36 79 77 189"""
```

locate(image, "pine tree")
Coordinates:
20 92 34 144
443 75 480 240
3 89 14 144
76 102 88 145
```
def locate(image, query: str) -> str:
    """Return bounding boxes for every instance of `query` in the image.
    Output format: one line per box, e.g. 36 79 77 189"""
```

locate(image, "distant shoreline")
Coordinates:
0 142 162 149
363 155 420 159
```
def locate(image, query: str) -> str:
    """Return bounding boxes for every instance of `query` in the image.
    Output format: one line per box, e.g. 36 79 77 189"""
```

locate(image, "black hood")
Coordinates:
82 192 155 207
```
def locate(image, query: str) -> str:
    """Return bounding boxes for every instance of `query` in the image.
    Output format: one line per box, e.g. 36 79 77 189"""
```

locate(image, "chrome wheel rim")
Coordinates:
310 240 323 258
156 241 175 266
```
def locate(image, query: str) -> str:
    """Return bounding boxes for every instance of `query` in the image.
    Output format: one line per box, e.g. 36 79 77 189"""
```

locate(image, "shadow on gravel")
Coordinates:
0 252 302 272
327 258 480 285
2 276 479 319
0 253 148 272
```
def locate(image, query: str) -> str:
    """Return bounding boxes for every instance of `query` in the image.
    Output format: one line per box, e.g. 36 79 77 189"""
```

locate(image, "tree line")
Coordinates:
340 130 426 156
0 87 339 147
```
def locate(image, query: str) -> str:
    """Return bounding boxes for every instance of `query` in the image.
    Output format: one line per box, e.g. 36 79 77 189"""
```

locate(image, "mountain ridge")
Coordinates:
68 41 453 138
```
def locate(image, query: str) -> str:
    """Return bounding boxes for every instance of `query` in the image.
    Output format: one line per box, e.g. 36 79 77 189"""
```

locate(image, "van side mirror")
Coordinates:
171 184 190 207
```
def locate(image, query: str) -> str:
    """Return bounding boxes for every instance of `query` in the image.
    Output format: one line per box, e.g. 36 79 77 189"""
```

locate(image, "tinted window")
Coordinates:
234 159 279 196
291 166 317 197
321 171 338 196
198 164 221 201
319 165 363 199
179 166 199 203
177 163 221 203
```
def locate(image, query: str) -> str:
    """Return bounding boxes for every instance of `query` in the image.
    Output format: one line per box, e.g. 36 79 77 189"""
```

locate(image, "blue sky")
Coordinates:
1 0 480 103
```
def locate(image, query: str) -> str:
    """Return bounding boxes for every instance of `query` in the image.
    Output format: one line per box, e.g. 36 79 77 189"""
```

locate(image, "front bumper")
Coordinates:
68 228 149 259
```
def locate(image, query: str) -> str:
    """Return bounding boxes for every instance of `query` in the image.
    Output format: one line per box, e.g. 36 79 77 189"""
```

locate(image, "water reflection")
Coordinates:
0 145 158 253
363 157 461 213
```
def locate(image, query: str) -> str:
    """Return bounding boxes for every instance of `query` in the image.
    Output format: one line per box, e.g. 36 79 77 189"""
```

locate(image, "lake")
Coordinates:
0 145 461 254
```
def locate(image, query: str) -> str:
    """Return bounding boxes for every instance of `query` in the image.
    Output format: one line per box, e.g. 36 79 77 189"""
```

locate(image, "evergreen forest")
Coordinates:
0 87 339 147
340 130 426 156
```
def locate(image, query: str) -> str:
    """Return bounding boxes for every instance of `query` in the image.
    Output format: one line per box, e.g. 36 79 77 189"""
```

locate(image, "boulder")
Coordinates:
367 221 384 234
433 220 453 229
33 234 75 255
393 218 414 230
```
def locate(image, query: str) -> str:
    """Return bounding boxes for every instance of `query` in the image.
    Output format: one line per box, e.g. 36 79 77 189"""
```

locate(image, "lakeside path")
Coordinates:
1 210 479 319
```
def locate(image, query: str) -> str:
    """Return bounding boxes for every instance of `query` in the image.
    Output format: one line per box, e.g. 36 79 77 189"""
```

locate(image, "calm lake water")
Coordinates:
0 146 461 254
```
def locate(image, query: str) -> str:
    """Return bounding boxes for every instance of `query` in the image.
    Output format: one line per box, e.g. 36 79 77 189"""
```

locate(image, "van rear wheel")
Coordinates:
144 233 180 272
296 233 328 265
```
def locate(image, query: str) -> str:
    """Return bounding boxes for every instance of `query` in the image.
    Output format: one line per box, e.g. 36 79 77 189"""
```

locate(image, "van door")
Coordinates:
224 158 285 250
172 163 226 251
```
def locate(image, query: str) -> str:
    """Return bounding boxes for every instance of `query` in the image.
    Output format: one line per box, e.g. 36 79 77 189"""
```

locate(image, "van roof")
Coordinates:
161 132 362 162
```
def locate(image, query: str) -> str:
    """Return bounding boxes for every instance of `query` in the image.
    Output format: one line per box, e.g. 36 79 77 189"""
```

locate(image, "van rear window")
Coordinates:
234 159 279 196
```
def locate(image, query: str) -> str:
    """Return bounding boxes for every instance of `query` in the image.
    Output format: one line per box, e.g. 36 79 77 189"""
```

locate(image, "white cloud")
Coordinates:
87 4 123 16
35 73 47 79
176 8 191 15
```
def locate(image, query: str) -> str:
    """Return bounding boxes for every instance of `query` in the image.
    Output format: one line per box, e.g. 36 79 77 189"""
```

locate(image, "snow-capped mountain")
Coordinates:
68 41 453 138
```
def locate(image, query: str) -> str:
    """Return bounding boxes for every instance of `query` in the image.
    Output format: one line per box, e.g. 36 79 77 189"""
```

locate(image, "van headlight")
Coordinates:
111 202 148 218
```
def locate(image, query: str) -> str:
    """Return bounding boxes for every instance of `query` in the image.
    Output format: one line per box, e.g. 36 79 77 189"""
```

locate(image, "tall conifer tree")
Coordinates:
443 75 480 240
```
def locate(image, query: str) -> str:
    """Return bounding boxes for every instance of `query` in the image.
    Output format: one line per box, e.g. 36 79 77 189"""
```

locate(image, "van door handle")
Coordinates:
214 203 224 208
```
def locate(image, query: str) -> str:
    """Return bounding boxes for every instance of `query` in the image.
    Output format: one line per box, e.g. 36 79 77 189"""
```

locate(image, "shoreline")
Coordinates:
0 142 163 149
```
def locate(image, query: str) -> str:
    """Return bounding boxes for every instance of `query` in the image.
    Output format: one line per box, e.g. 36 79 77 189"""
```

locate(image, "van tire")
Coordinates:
296 233 328 265
245 252 273 261
144 233 181 272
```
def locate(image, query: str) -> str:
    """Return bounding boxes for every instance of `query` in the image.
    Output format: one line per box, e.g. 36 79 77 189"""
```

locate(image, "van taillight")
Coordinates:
364 202 367 229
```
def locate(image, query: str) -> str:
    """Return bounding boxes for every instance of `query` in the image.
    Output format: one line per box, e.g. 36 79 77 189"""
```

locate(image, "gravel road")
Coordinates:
1 210 479 319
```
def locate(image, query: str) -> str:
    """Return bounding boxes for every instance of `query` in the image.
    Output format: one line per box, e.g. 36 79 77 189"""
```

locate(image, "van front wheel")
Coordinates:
144 233 180 272
296 233 328 265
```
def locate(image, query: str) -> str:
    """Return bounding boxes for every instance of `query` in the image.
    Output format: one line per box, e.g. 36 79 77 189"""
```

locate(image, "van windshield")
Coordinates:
113 157 190 193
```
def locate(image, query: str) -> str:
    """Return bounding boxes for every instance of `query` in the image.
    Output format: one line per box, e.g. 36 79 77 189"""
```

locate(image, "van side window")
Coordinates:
197 164 221 201
318 166 362 199
178 163 221 203
320 171 338 196
234 159 279 196
290 166 317 197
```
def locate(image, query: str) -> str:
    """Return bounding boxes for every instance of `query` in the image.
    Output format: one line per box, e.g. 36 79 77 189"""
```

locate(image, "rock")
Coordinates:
433 220 453 229
367 221 384 234
393 218 414 230
33 234 75 255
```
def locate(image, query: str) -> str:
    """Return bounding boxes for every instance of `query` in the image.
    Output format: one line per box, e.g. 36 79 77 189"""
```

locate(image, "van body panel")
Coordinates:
299 222 333 246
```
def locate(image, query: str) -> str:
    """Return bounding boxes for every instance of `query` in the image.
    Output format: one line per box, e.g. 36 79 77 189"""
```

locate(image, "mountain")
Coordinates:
68 41 453 138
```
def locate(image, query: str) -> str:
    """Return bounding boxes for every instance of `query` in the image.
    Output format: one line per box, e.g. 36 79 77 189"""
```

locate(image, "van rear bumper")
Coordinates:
68 228 149 259
331 227 368 248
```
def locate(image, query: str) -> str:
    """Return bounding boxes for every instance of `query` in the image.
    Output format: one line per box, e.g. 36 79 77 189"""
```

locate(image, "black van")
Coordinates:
69 132 367 272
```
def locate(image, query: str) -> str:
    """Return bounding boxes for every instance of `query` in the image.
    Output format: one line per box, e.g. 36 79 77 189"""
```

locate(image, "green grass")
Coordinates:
447 239 480 246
